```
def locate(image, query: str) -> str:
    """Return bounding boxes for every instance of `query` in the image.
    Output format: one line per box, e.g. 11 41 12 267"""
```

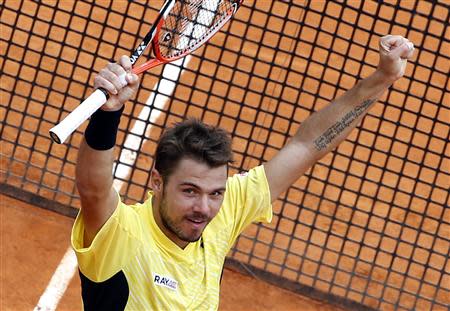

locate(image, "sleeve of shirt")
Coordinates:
71 192 143 282
222 165 273 247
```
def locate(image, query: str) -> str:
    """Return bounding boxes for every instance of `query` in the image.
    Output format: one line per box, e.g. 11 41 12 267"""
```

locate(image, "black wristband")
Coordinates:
85 105 125 150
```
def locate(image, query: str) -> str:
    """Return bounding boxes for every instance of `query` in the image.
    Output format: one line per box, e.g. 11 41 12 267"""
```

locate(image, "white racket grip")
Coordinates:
49 89 108 144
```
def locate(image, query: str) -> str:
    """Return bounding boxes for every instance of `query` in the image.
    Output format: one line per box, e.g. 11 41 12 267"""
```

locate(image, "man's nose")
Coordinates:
193 194 209 215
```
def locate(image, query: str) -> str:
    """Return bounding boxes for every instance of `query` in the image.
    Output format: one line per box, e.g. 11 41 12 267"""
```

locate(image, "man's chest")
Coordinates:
122 237 228 310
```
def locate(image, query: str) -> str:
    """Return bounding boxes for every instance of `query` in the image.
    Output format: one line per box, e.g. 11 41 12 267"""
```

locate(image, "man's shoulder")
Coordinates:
224 165 266 192
120 191 153 213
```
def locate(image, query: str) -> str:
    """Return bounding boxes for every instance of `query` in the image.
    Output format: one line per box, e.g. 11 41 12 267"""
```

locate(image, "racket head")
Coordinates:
152 0 242 62
129 0 176 66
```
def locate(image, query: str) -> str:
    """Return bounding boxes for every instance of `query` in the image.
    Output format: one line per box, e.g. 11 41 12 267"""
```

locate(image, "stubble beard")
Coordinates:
159 193 203 243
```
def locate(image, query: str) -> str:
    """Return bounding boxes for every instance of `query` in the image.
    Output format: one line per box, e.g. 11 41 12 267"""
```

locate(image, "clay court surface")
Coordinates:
1 0 449 310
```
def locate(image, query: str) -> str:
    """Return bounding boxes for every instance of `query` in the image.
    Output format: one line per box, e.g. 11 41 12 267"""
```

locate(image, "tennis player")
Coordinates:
72 34 414 310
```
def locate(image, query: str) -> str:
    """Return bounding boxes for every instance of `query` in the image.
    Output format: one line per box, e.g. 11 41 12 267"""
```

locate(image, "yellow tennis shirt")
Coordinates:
71 165 272 310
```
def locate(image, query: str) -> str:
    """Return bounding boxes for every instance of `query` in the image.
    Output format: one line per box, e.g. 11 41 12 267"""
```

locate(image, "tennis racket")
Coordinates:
49 0 242 144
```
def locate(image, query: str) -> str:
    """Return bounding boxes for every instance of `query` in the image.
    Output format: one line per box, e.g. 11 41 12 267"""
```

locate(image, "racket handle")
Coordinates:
49 89 108 144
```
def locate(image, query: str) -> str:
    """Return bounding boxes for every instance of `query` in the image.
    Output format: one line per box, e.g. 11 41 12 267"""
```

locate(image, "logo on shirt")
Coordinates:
153 273 178 291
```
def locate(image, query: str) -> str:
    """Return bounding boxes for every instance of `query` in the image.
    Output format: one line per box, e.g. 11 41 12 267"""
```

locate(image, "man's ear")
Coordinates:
150 168 163 192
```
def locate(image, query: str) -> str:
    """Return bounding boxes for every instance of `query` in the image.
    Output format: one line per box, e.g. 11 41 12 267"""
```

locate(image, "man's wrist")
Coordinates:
85 105 125 150
373 68 398 87
357 70 394 99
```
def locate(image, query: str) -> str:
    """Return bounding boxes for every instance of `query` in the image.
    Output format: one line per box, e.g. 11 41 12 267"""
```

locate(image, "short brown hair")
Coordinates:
154 119 233 181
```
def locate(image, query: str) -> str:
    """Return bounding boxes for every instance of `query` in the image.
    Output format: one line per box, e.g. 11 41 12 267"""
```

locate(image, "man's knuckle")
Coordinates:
94 75 102 84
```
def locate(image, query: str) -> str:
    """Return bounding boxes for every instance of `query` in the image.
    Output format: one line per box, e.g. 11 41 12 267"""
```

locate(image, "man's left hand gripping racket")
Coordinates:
49 0 242 144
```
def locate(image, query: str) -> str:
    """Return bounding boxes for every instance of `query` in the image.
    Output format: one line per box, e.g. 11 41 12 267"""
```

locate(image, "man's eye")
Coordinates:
183 189 195 194
211 191 223 197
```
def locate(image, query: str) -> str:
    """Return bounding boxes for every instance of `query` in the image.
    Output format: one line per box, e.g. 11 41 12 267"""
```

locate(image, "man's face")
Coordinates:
153 157 228 249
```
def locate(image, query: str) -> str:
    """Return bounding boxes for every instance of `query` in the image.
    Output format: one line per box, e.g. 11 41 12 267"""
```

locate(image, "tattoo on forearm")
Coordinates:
313 98 376 151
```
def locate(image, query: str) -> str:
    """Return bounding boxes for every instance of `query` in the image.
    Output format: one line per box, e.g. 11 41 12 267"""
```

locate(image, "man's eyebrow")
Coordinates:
210 187 226 193
179 182 226 193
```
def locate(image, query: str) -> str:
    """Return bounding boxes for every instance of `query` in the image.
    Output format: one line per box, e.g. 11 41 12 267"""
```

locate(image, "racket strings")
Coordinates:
159 0 235 58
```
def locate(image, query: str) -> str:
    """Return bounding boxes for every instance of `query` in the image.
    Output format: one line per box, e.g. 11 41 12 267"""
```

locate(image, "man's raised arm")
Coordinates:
76 56 139 246
264 35 415 201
